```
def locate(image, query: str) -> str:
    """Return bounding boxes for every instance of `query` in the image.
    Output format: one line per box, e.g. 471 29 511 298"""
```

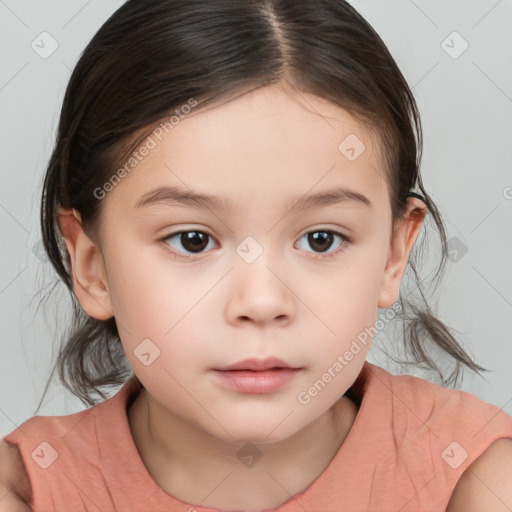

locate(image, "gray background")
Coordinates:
1 0 511 437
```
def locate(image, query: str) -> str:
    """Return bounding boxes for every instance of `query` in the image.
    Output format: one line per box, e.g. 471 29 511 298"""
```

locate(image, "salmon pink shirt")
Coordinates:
5 361 512 511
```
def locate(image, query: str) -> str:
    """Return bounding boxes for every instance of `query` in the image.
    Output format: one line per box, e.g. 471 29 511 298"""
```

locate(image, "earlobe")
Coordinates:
57 207 114 320
377 198 427 309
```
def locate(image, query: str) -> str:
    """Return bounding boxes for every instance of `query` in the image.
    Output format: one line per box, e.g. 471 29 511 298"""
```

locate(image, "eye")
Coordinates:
160 228 351 260
161 230 217 259
295 229 350 259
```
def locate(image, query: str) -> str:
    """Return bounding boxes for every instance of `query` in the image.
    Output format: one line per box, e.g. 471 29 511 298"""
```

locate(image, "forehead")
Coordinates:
103 84 389 217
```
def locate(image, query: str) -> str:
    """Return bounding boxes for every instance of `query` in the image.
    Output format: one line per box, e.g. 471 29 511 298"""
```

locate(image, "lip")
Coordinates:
211 357 301 394
213 357 297 372
211 368 300 394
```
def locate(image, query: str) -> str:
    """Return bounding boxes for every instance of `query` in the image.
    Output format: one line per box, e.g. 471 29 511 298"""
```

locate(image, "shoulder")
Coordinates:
384 367 510 431
0 437 32 510
446 438 512 511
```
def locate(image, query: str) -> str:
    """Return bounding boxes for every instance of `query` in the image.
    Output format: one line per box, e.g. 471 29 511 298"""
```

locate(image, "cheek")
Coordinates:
104 246 214 368
309 254 384 333
103 246 167 343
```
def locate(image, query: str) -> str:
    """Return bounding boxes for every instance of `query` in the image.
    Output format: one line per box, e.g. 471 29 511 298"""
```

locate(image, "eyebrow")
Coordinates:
135 185 372 212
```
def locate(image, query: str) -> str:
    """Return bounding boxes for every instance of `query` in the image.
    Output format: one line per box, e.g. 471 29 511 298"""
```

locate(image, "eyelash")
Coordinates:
159 228 352 261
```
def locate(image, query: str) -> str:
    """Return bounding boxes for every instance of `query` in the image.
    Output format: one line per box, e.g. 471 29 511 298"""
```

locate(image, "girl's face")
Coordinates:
64 83 423 443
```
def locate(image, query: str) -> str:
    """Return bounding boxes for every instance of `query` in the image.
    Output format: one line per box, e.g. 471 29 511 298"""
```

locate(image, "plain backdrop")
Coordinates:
1 0 511 436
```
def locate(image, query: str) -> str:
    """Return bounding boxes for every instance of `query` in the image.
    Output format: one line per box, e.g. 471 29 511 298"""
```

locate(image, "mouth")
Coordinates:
211 357 302 394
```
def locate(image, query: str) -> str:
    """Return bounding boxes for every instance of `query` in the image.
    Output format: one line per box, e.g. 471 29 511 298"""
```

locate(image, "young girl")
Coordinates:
1 1 512 511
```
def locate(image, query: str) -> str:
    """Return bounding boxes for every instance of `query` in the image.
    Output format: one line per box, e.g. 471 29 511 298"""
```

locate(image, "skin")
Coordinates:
57 82 426 510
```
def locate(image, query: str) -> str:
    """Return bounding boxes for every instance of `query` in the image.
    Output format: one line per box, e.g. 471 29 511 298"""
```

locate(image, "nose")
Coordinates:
225 251 295 328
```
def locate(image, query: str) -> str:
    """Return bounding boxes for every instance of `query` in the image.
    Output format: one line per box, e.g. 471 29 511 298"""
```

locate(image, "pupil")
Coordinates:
182 232 208 252
309 231 332 252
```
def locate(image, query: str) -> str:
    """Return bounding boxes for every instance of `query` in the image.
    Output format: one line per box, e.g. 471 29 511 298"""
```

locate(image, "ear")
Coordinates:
378 197 427 308
57 207 114 320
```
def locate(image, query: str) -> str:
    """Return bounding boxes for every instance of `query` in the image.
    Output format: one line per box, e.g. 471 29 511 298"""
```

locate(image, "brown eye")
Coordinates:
180 231 209 252
163 230 217 257
295 229 349 258
307 231 334 252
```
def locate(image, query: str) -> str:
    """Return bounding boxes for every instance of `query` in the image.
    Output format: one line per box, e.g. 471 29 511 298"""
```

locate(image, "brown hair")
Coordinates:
35 0 485 413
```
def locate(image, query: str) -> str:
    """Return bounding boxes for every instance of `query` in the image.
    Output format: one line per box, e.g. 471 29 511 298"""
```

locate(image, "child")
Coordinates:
2 0 512 511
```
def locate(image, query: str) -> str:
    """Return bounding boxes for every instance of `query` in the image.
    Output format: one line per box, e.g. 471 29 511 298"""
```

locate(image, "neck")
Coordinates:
128 389 358 510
